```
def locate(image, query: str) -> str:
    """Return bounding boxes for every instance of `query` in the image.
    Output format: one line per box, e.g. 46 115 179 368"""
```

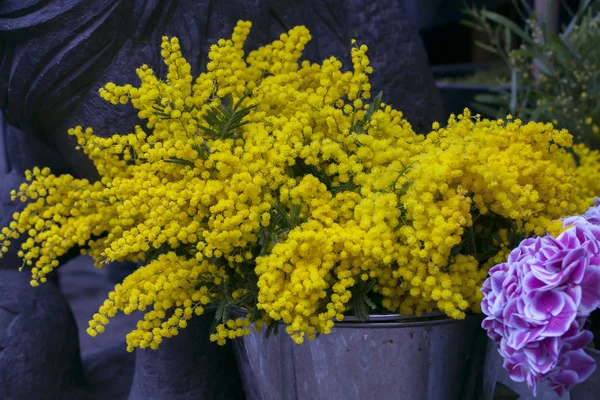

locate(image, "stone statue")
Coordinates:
0 1 444 399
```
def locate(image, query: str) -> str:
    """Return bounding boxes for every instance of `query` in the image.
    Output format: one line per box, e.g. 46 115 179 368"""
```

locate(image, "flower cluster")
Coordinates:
1 21 599 351
481 202 600 396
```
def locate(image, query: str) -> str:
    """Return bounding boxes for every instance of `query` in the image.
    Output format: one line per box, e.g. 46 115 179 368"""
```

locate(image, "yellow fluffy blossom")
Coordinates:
1 21 598 349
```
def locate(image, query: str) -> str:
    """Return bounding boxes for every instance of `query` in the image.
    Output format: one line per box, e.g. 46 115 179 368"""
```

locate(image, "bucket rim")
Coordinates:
229 305 482 329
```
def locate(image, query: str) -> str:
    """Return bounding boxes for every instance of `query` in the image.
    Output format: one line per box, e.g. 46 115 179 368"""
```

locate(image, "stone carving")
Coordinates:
0 270 86 400
0 1 443 399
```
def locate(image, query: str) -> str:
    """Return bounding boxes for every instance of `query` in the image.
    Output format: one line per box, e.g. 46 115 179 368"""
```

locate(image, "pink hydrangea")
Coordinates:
481 204 600 396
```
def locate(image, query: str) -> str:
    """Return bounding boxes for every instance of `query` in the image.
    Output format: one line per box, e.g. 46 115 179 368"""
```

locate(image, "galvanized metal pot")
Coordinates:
570 347 600 400
231 309 483 400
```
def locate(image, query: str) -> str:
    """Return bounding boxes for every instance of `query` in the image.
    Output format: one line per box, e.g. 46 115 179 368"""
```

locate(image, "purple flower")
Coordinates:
580 262 600 314
562 215 590 227
584 203 600 225
546 349 596 396
481 203 600 396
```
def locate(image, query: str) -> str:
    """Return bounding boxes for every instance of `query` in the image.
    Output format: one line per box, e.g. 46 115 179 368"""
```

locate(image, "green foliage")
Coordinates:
287 157 358 194
265 318 281 338
198 93 256 139
350 279 378 321
257 203 306 256
198 92 388 327
465 0 600 149
163 158 195 167
192 143 211 160
143 242 170 263
162 94 255 166
288 158 332 188
212 295 233 333
351 91 384 134
202 203 309 333
436 67 510 86
194 258 257 334
452 209 524 266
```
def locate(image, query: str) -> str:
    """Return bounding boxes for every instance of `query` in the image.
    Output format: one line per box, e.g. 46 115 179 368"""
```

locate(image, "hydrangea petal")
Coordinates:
561 247 587 284
541 294 577 337
562 327 593 351
566 349 597 382
566 285 582 307
523 272 545 293
580 265 600 315
526 290 565 319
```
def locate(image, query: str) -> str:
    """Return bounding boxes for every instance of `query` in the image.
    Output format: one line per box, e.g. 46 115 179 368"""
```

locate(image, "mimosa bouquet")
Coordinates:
1 21 599 352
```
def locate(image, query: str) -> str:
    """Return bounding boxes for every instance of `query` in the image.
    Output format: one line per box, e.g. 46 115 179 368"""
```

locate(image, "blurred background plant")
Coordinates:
465 0 600 149
435 65 510 86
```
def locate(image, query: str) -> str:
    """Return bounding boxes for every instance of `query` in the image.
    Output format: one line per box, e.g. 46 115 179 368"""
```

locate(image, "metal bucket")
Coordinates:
231 309 483 400
570 347 600 400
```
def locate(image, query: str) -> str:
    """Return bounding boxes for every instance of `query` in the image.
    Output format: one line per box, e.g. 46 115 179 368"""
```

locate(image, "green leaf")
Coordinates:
144 242 170 264
363 293 377 310
460 19 485 32
350 279 378 321
257 202 306 257
330 177 357 194
365 91 383 118
509 67 518 115
471 102 505 119
289 158 332 187
533 59 553 77
448 242 464 264
163 158 195 168
351 91 383 134
474 93 508 105
530 101 557 121
550 34 579 60
265 320 280 338
209 294 233 334
481 10 534 45
563 0 592 37
473 40 499 55
235 291 255 306
289 204 303 227
504 25 512 54
198 92 256 140
517 0 533 14
217 298 232 323
192 143 211 160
